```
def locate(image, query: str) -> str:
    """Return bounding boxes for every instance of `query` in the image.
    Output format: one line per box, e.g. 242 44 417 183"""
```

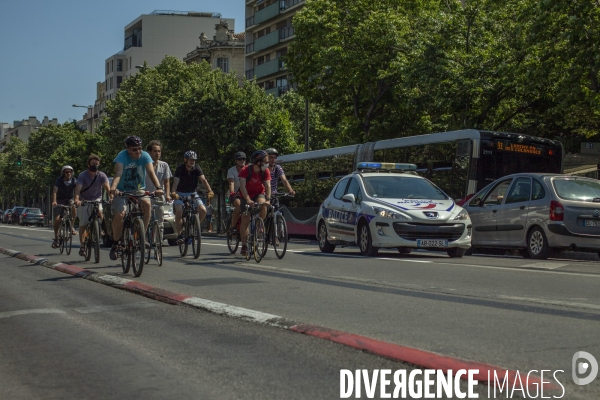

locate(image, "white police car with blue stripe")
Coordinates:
316 163 472 257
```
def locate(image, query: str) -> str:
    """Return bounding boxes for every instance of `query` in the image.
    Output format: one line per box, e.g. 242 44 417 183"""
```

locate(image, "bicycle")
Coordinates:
244 204 267 263
176 194 201 259
145 195 164 266
116 192 147 277
226 206 242 254
80 200 106 263
56 204 74 255
260 193 292 259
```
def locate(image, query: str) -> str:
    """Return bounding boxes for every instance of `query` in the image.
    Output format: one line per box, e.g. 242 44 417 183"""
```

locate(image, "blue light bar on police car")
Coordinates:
356 162 417 170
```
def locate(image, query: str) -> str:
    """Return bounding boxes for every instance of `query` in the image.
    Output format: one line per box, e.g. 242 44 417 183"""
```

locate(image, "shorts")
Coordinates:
53 200 73 218
77 200 103 225
174 192 203 209
151 197 165 224
205 215 212 223
229 194 241 205
112 195 150 214
238 193 266 210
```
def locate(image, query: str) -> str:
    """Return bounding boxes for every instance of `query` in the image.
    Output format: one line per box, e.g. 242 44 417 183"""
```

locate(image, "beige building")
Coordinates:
0 116 58 152
184 21 246 86
245 0 305 97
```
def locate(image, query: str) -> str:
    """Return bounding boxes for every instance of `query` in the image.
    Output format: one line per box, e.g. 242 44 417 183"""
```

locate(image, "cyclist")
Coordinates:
109 136 164 260
265 148 295 197
145 140 172 235
74 154 111 256
236 150 271 256
171 150 214 244
227 151 246 233
51 165 77 248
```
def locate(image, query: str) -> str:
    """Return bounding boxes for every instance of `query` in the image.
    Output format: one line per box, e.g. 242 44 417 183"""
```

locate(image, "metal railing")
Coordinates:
279 25 295 40
246 15 255 28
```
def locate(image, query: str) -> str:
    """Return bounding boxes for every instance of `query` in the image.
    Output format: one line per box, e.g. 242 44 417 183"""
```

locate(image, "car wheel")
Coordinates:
527 226 550 259
358 222 378 257
318 222 336 253
447 247 466 258
167 238 178 247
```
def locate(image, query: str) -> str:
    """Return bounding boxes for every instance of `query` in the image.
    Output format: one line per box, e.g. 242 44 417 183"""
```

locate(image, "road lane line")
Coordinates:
240 263 310 274
0 308 66 319
499 296 600 311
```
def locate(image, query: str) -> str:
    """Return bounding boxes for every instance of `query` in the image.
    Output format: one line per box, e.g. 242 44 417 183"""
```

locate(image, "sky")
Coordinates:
0 0 244 125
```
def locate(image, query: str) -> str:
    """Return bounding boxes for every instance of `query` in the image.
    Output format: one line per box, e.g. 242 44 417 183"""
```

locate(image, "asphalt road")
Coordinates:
1 223 600 399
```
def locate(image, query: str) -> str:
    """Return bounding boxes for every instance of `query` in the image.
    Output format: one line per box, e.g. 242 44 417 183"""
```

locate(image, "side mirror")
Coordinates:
342 193 355 203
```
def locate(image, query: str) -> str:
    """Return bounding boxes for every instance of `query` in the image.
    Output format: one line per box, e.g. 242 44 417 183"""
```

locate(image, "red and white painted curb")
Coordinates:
1 246 556 391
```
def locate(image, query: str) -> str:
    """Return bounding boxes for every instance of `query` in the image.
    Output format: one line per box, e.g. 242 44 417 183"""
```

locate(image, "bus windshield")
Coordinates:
362 176 448 200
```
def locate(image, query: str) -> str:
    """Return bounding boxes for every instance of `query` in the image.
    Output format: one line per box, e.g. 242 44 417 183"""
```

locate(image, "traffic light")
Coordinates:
16 155 21 166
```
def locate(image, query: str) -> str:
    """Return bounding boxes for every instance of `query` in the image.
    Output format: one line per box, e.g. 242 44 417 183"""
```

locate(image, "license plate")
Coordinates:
584 220 600 227
417 239 448 247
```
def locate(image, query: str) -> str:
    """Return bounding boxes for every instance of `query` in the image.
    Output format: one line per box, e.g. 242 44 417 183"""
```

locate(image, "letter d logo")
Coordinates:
572 351 598 385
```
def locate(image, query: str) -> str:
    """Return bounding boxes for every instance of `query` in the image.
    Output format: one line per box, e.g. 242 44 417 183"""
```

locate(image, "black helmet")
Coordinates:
250 150 268 164
265 148 278 156
125 135 142 147
184 150 198 160
234 151 246 160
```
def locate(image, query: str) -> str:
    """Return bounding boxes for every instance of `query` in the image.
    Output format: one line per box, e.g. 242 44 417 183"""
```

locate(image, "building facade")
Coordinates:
0 116 58 152
184 21 245 86
245 0 305 97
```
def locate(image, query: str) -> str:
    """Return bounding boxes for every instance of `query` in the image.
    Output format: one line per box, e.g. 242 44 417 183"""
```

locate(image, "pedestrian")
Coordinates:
206 201 213 232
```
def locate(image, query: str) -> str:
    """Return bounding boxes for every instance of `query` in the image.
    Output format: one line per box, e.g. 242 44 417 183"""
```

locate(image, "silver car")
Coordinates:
464 173 600 259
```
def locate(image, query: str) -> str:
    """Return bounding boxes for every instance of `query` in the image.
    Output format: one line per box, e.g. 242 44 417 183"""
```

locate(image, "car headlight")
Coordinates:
453 209 469 221
373 207 408 220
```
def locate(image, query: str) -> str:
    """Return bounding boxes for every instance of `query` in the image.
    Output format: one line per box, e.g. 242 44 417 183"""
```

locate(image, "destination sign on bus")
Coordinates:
495 141 542 155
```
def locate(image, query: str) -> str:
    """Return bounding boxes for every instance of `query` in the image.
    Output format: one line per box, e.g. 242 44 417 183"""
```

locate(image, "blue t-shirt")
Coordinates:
113 150 153 192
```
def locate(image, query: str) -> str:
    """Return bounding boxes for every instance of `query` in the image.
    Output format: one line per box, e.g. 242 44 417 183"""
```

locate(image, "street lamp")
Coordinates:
72 104 94 134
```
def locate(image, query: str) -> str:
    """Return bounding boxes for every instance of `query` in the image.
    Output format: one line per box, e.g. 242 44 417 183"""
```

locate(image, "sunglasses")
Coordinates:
236 158 246 161
129 147 143 152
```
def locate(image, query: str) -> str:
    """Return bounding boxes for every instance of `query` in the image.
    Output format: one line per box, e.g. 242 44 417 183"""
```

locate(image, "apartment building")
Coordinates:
245 0 305 97
184 21 246 86
104 10 235 101
0 116 58 152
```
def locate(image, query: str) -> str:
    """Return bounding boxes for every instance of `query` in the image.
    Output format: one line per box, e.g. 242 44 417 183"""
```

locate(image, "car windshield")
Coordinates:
362 176 448 200
553 178 600 201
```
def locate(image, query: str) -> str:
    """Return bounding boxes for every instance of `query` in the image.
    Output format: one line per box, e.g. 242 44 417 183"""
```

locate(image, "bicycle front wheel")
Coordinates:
254 217 267 263
84 224 92 262
131 218 145 277
65 219 73 255
260 216 270 258
59 221 66 254
121 225 131 273
192 214 201 259
145 222 152 264
152 221 162 266
273 214 288 259
179 217 188 257
92 219 100 263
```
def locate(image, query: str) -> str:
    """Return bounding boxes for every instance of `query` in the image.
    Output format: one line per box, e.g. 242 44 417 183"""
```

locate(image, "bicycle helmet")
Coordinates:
61 165 74 174
265 148 278 156
125 135 142 147
184 150 198 160
234 151 246 160
250 150 268 164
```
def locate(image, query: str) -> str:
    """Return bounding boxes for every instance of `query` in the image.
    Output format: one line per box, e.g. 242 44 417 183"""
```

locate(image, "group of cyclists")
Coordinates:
50 135 295 261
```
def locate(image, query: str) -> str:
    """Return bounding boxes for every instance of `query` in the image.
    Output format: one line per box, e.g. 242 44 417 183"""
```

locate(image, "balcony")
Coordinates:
245 15 255 28
245 69 255 80
246 42 254 54
254 1 280 25
255 57 284 79
281 0 305 11
254 30 280 53
280 25 295 40
124 34 141 50
265 87 279 97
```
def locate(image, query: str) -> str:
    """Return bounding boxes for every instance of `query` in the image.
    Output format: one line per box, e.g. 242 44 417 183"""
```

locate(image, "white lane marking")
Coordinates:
0 225 51 233
0 308 66 319
378 257 432 263
499 296 600 311
182 297 280 323
433 262 600 278
240 263 310 274
520 262 568 270
75 302 155 314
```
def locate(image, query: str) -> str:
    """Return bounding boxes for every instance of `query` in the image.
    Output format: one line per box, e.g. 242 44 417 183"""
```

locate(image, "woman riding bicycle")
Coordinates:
235 150 271 257
51 165 78 249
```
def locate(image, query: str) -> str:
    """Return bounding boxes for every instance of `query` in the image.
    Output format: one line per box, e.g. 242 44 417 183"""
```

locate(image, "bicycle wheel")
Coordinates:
245 228 252 261
91 219 100 263
65 219 73 255
179 216 189 257
227 230 239 254
152 221 163 266
259 216 271 258
59 220 66 254
121 225 131 273
84 225 92 262
191 214 201 259
131 218 145 277
273 214 288 259
145 222 152 264
254 217 267 263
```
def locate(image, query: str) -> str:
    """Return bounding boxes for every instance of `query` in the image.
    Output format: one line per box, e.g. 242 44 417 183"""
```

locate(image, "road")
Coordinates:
1 223 599 399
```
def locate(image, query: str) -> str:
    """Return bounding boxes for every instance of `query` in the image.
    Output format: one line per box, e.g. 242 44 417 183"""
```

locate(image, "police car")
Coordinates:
316 163 472 257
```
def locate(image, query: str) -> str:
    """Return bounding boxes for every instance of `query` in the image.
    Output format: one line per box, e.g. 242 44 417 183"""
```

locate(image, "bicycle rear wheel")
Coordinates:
92 219 100 263
273 214 288 259
254 217 267 263
227 230 239 254
192 214 201 259
152 221 162 266
131 217 145 277
260 216 271 258
145 222 152 264
65 219 73 255
84 224 92 262
179 217 189 257
121 225 131 273
59 221 66 254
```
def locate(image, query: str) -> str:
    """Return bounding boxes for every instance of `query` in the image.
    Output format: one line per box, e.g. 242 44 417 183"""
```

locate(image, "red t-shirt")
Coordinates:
237 165 271 198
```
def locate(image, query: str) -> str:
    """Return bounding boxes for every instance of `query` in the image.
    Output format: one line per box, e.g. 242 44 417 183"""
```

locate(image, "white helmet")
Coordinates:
61 165 74 174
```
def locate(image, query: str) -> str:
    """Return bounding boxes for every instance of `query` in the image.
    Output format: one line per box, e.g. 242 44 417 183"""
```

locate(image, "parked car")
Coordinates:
2 209 12 223
19 208 45 226
464 173 600 259
316 162 472 257
9 207 26 224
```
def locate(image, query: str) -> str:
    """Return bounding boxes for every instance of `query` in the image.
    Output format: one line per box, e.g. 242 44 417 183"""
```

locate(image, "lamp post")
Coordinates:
72 104 94 134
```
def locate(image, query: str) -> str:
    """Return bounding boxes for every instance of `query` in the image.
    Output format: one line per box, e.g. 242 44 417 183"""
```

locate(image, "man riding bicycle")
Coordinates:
51 165 77 249
171 150 213 244
109 136 164 260
236 150 271 256
227 151 246 233
74 155 111 256
145 140 172 235
265 148 295 197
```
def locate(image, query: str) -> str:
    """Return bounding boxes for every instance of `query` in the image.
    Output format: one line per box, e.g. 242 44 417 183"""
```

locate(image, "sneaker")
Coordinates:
51 239 59 249
109 244 118 260
79 247 86 257
176 234 185 244
241 244 248 257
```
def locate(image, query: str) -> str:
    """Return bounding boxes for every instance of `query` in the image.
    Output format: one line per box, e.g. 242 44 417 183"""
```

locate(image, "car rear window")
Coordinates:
26 209 42 214
553 179 600 201
363 176 448 200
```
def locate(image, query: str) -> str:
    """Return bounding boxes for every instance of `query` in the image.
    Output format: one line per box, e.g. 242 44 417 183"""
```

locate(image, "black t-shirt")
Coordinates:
54 176 77 202
175 164 204 193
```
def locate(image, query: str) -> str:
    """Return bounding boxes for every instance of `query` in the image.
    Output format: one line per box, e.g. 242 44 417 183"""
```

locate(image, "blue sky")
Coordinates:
0 0 244 125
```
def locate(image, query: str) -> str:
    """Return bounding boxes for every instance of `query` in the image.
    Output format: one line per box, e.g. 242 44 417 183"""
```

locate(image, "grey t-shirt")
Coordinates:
145 160 172 192
227 165 242 193
76 170 109 201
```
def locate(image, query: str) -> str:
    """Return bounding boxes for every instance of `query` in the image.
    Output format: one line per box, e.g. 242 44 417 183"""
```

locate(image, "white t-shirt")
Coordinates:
145 160 172 192
227 165 243 193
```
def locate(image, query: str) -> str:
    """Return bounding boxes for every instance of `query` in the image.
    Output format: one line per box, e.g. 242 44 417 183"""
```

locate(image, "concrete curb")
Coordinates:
1 246 555 390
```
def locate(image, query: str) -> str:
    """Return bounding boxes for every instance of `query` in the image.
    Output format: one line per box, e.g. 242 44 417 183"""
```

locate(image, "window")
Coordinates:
105 62 109 75
117 76 123 88
117 59 123 72
532 179 545 200
276 47 288 58
256 56 265 66
483 179 512 206
333 178 350 200
216 58 229 73
505 177 531 204
346 178 362 204
110 77 113 89
111 60 114 73
266 54 271 62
